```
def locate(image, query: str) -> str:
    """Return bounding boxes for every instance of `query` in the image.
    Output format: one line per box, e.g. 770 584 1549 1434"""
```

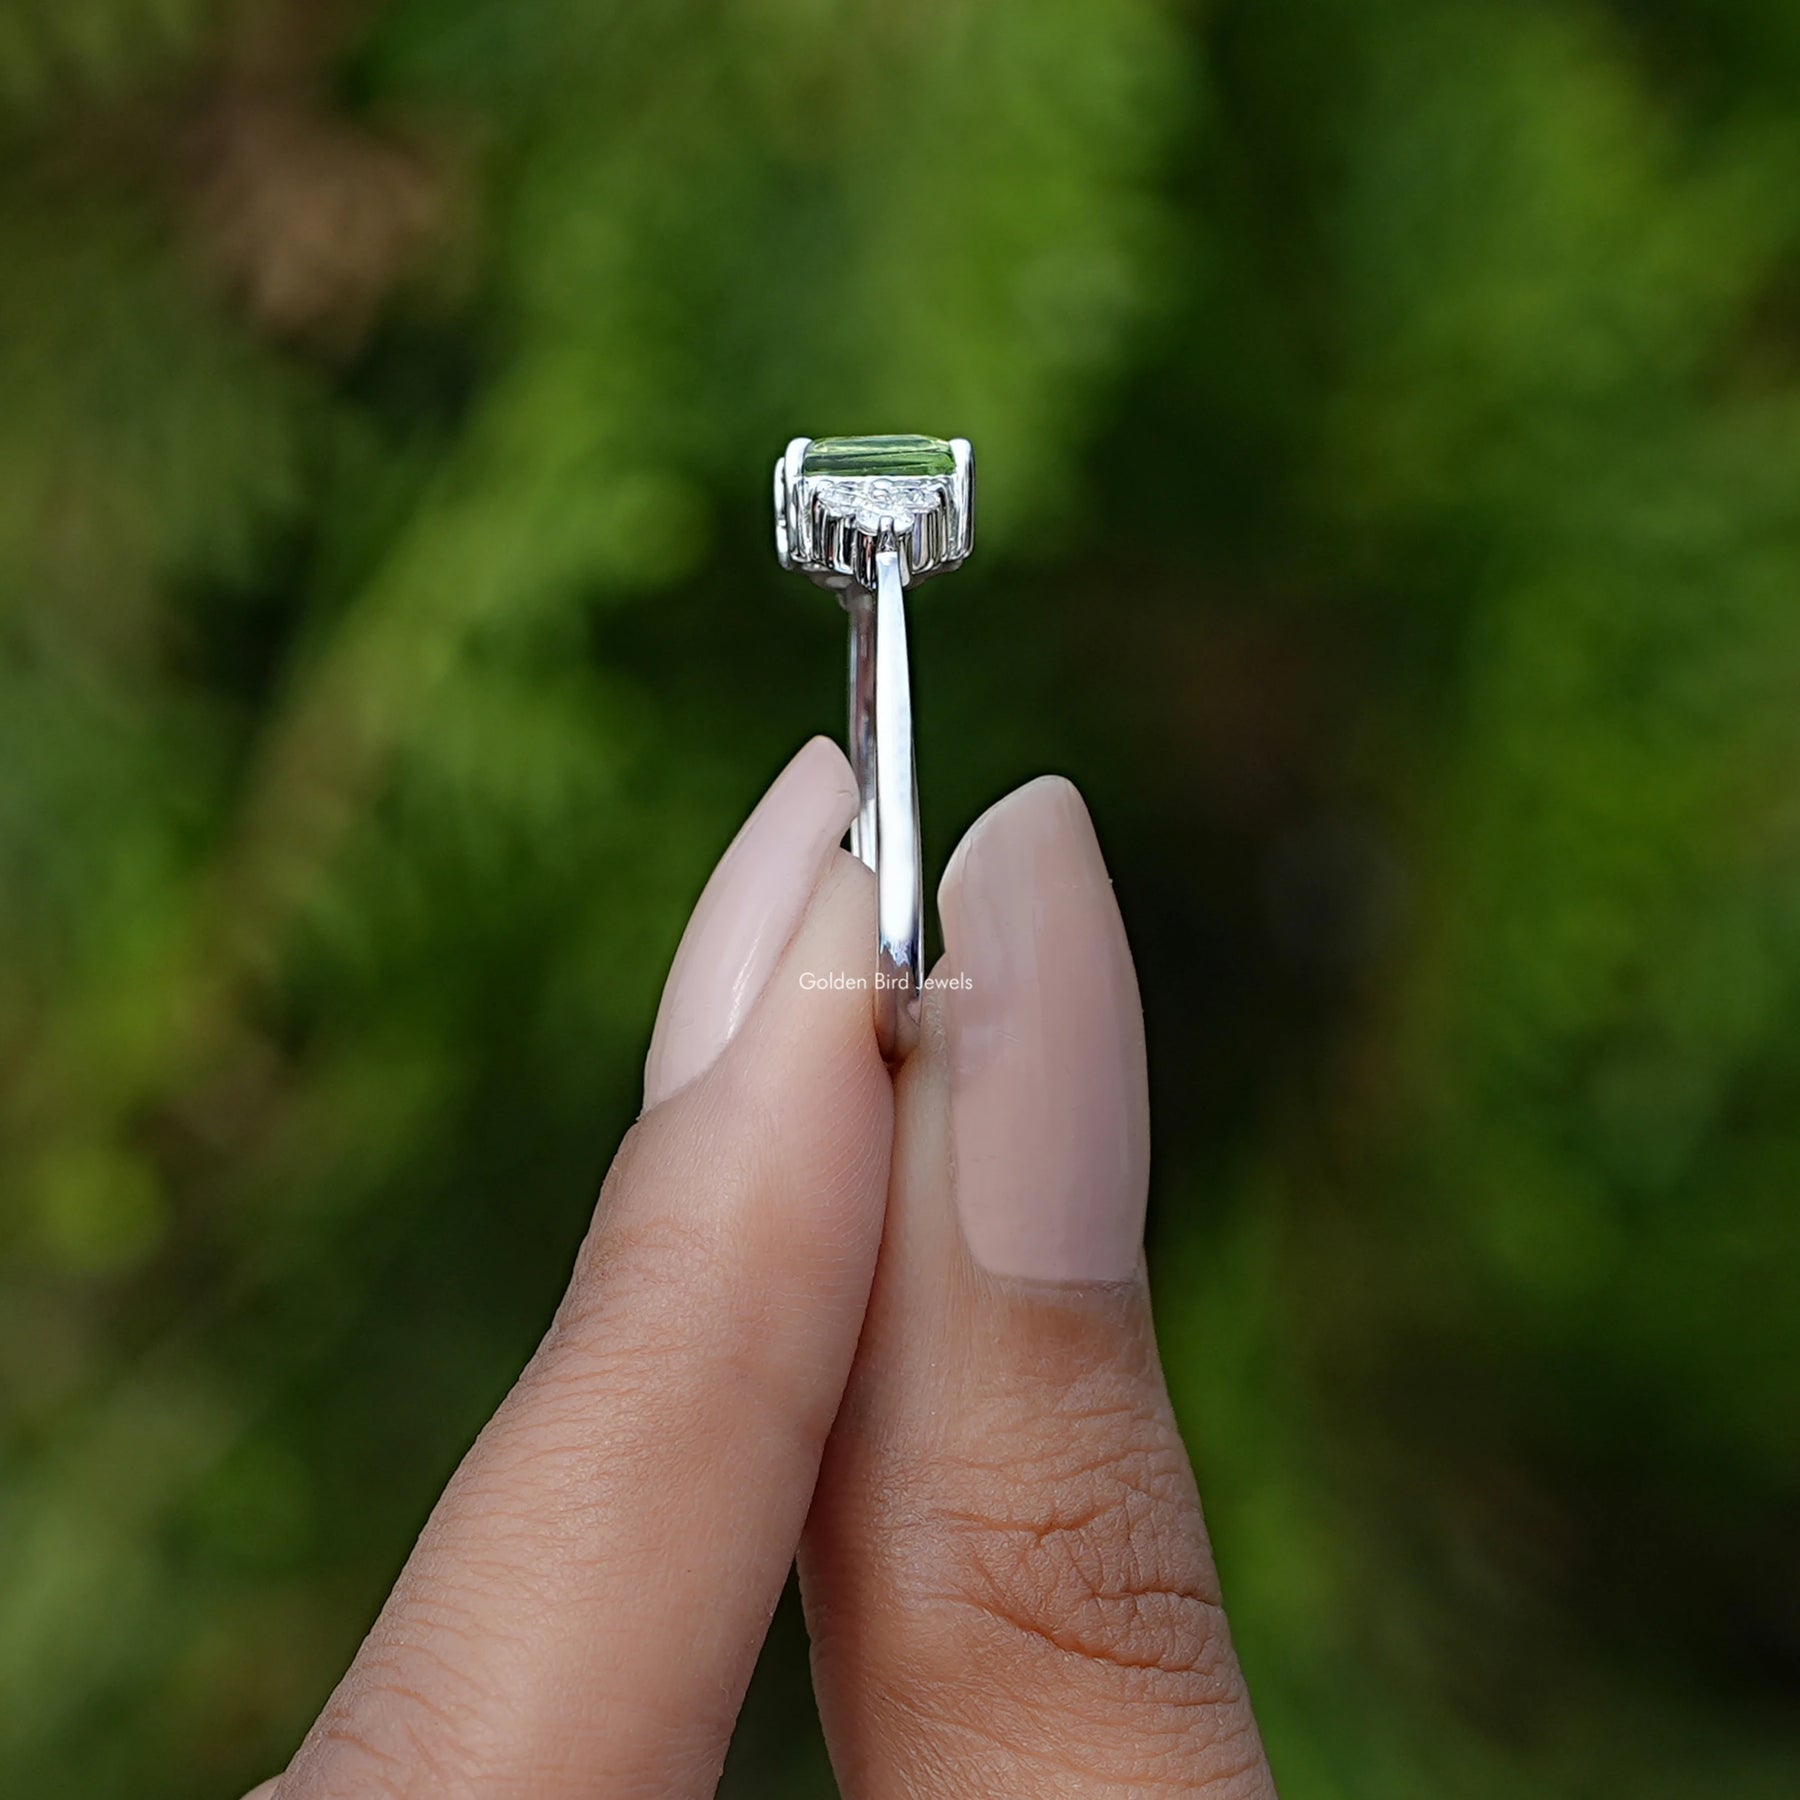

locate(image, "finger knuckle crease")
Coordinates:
302 1696 482 1799
924 1433 1232 1702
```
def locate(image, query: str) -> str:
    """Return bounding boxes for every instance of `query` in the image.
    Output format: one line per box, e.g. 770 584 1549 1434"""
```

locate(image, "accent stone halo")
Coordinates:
810 476 946 536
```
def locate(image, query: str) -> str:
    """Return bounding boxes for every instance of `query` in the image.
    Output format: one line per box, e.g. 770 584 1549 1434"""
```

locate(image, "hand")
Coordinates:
246 740 1277 1799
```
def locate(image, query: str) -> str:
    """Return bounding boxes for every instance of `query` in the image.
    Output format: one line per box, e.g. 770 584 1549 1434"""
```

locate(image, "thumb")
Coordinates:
801 777 1276 1798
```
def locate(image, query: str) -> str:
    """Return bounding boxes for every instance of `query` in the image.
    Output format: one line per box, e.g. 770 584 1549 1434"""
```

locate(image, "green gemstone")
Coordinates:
802 434 955 478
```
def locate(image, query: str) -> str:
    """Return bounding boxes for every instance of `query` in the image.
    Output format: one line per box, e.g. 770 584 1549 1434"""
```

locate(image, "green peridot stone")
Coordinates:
802 434 955 477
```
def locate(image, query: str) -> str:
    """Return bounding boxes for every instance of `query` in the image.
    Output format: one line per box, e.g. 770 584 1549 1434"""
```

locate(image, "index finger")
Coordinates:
270 741 891 1799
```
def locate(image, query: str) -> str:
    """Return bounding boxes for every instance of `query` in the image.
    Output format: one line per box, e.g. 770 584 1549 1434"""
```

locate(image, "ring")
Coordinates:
774 434 976 1062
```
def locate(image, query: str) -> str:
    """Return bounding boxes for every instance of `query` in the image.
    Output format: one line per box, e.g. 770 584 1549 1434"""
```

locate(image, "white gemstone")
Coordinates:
810 475 946 535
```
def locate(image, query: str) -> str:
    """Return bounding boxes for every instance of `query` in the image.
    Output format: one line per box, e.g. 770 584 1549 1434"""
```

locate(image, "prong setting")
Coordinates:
773 433 975 595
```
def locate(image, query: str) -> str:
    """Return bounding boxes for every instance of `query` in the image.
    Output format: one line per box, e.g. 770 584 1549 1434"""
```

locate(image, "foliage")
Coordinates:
1 1 1796 1794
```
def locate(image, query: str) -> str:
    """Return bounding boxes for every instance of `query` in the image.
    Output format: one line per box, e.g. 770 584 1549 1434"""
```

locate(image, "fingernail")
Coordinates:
644 738 857 1108
938 777 1151 1282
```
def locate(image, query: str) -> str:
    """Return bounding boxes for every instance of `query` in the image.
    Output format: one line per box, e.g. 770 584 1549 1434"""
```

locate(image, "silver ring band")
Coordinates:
847 549 922 1060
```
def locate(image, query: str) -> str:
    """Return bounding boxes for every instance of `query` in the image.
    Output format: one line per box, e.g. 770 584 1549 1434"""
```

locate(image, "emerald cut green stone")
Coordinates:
802 434 955 478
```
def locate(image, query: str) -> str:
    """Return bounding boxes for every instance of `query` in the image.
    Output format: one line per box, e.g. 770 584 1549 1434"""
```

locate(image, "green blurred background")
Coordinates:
3 0 1798 1793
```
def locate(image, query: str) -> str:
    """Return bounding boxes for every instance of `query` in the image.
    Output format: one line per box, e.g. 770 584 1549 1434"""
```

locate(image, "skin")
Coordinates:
246 789 1278 1799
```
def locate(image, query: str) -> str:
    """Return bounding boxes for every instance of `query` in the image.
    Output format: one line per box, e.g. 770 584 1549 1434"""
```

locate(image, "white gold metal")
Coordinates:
870 547 922 1058
775 435 975 1062
846 593 877 864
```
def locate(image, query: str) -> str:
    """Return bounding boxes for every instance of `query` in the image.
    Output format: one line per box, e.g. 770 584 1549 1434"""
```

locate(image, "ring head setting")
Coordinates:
775 433 974 594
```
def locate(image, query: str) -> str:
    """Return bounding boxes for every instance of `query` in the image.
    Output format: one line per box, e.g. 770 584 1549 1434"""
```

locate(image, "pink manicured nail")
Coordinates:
644 738 857 1108
938 777 1151 1282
